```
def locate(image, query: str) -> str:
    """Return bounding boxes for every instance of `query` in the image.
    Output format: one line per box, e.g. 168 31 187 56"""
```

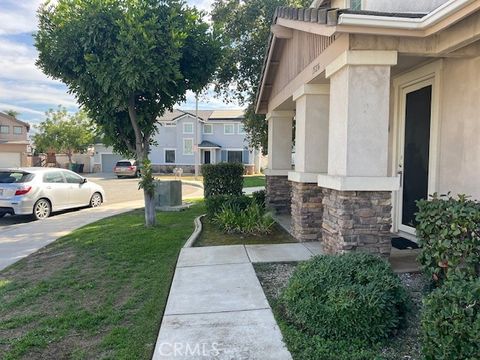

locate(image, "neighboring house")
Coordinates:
257 0 480 256
92 109 264 174
0 112 31 168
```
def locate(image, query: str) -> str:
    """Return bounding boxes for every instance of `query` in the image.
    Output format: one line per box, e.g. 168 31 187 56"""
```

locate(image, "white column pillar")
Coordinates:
289 84 329 183
266 111 294 173
318 50 400 191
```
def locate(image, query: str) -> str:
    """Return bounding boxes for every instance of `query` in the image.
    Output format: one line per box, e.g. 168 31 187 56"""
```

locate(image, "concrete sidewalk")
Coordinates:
153 243 321 359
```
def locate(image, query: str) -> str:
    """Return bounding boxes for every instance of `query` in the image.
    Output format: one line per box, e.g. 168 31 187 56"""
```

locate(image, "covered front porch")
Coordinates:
257 5 480 257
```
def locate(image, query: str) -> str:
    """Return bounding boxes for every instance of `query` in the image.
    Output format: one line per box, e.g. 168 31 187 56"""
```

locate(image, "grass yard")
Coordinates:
0 202 205 360
194 218 295 247
243 175 265 188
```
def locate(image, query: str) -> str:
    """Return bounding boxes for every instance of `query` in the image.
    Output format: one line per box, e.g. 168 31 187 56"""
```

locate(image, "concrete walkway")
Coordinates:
0 200 144 271
153 242 321 360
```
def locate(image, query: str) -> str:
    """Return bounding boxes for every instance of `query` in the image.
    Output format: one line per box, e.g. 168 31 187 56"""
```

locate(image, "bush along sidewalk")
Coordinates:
277 253 409 359
416 193 480 359
203 163 273 235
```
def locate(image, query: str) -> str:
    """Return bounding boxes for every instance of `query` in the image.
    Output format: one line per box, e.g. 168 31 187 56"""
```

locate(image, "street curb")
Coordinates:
183 214 205 248
180 180 204 189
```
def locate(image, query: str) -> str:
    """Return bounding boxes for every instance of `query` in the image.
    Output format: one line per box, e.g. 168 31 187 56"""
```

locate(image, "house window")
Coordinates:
13 126 22 135
227 150 243 163
183 138 193 155
350 0 361 10
165 149 176 163
0 125 9 134
203 124 213 134
238 123 246 134
183 122 194 134
224 124 234 135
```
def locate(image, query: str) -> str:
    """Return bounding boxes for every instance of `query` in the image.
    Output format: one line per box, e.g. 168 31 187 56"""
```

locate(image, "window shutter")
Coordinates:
221 150 227 162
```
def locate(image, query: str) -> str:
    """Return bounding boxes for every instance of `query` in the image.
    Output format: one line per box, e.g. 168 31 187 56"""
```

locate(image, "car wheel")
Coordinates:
136 170 141 178
33 199 51 220
90 192 102 207
117 175 123 179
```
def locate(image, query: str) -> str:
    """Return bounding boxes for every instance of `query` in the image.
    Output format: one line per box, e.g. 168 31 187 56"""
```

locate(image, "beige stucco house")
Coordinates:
257 0 480 257
0 113 31 167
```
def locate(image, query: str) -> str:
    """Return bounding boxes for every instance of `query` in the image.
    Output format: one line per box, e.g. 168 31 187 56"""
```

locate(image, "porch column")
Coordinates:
320 50 400 257
289 84 329 242
265 111 294 214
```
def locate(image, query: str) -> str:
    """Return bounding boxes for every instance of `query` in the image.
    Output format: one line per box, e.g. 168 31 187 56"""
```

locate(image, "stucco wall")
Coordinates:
437 57 480 200
362 0 448 13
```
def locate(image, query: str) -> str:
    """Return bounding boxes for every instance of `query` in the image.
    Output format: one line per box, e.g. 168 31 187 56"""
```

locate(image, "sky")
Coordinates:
0 0 239 125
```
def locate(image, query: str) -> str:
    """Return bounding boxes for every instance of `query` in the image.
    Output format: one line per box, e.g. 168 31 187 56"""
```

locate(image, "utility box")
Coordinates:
154 180 182 208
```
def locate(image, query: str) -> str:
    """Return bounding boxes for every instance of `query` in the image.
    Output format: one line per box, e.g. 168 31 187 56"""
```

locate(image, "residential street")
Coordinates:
0 175 203 270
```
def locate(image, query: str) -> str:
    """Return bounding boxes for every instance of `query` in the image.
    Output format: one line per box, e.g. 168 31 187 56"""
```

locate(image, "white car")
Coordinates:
0 168 106 220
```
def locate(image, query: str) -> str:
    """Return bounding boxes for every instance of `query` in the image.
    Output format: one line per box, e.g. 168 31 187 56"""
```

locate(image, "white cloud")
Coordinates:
0 0 43 35
0 80 77 107
0 102 44 117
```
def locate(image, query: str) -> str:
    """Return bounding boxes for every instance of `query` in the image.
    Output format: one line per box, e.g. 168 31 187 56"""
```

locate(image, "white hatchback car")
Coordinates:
0 168 106 220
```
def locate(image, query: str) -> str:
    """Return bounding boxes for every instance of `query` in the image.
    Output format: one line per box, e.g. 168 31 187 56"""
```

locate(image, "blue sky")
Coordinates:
0 0 239 125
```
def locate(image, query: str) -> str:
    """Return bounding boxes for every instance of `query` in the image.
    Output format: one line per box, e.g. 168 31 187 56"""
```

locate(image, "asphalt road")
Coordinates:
0 172 203 226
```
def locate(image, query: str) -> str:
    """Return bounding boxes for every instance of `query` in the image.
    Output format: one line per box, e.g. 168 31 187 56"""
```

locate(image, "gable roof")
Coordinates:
157 109 244 123
256 0 480 113
0 112 31 131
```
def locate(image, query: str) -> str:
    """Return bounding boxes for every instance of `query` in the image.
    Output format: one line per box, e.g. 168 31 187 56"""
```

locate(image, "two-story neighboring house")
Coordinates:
151 109 261 174
0 112 30 168
91 109 264 174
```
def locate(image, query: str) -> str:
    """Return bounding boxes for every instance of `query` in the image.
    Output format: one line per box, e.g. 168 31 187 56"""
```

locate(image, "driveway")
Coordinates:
0 173 203 271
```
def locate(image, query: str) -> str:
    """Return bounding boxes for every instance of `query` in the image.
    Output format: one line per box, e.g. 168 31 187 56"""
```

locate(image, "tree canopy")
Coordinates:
35 0 221 226
211 0 309 152
33 107 95 163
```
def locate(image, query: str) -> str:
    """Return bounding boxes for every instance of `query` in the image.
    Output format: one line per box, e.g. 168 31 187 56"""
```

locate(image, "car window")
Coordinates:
116 161 132 167
43 171 66 183
0 171 34 183
64 171 83 184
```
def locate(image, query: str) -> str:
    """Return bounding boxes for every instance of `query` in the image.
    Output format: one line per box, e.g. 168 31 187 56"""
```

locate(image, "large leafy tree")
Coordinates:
33 107 95 164
36 0 220 226
212 0 309 153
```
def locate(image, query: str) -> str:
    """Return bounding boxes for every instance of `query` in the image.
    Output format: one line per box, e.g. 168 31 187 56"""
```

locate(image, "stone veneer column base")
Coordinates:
265 175 291 215
291 182 323 242
322 188 392 257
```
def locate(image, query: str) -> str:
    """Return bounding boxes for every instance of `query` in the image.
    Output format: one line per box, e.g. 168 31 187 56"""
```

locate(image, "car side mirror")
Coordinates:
81 178 88 184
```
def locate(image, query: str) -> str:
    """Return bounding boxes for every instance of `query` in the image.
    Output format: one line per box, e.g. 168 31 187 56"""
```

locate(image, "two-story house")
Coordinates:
151 109 261 174
92 109 264 174
0 112 30 168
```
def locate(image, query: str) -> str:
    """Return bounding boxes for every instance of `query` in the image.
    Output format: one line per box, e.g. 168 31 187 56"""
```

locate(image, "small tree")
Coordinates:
3 110 20 118
33 107 95 165
35 0 220 226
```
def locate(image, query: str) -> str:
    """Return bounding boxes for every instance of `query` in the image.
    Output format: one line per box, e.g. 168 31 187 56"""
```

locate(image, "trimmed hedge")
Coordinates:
202 163 244 198
280 253 408 345
416 194 480 282
421 277 480 360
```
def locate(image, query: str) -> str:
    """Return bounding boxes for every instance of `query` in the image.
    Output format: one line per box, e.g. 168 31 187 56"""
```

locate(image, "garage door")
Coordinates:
0 152 21 168
101 154 123 172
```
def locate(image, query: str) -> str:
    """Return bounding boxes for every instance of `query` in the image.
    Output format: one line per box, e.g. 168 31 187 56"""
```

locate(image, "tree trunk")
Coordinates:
143 188 156 226
128 95 156 227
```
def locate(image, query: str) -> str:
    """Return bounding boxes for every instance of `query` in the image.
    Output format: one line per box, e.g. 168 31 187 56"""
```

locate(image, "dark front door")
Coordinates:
204 150 211 164
401 85 432 229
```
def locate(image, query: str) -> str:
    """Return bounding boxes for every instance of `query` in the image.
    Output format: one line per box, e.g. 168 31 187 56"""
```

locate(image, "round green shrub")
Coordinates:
280 253 408 344
421 277 480 360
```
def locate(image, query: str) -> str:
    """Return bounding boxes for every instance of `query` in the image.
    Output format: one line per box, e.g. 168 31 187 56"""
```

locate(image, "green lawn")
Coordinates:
243 175 265 188
0 203 204 360
194 218 295 247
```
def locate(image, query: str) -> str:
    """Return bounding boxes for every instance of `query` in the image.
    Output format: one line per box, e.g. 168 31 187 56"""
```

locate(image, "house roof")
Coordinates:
0 112 30 131
255 0 480 113
198 140 222 149
157 109 245 122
